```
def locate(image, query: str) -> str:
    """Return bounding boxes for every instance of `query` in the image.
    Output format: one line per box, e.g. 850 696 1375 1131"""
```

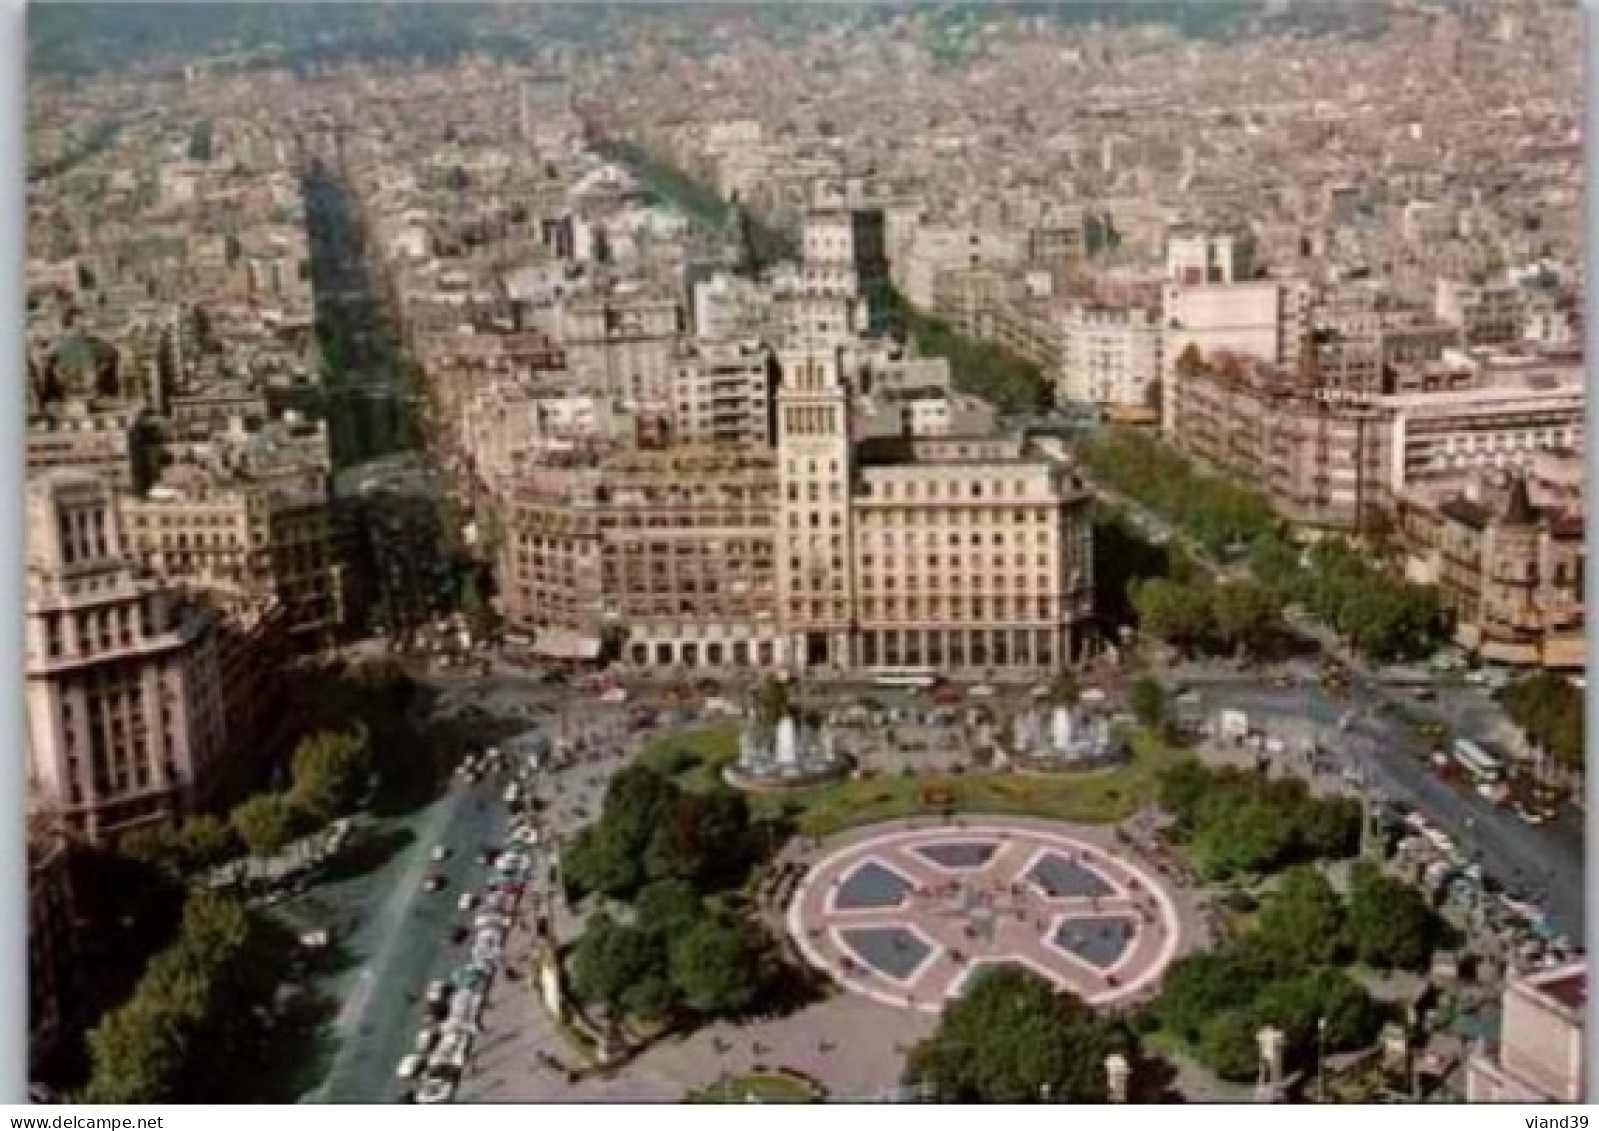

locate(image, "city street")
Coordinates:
289 772 511 1102
1185 675 1584 937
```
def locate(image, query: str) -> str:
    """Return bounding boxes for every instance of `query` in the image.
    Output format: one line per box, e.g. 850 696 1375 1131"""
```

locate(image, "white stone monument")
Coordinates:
1105 1053 1131 1103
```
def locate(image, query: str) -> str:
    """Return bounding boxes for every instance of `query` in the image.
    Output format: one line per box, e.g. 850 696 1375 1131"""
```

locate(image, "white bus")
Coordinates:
1452 738 1507 784
871 668 940 690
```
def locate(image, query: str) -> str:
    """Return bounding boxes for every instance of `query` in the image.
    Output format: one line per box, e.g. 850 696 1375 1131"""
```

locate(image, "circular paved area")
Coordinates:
786 819 1185 1014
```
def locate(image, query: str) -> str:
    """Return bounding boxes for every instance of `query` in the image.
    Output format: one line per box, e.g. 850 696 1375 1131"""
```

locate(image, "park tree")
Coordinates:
1128 676 1168 733
1212 580 1282 658
1155 945 1276 1045
229 793 302 859
905 967 1122 1102
1191 795 1295 881
290 728 372 822
1255 866 1346 969
634 879 706 942
459 572 499 642
1133 579 1214 651
645 788 755 891
669 916 759 1015
571 912 674 1019
83 996 189 1103
562 823 641 899
1197 1008 1264 1082
1344 862 1450 971
1248 532 1307 604
1255 968 1383 1058
1155 757 1214 831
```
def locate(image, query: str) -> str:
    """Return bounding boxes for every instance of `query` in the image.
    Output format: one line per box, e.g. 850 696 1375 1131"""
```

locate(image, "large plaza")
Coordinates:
785 819 1190 1014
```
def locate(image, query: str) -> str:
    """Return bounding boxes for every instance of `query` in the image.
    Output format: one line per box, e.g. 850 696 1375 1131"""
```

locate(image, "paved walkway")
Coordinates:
789 821 1185 1013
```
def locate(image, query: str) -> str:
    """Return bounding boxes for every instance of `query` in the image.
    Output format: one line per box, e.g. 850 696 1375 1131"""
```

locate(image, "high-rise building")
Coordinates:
25 471 227 841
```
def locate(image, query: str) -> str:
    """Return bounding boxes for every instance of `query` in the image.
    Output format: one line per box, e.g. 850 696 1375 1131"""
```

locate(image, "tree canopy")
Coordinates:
1344 861 1454 972
1158 761 1360 881
905 966 1124 1102
289 728 372 823
1501 673 1584 771
83 892 286 1102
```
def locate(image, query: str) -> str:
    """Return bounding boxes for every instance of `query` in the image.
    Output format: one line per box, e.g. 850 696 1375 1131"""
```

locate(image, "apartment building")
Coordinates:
1057 302 1163 410
1398 462 1584 669
1161 279 1310 431
802 203 890 302
27 401 159 495
556 284 683 404
1467 962 1585 1102
1381 371 1585 495
1170 355 1385 530
1165 229 1257 285
497 444 783 667
1170 351 1586 535
1436 276 1524 346
25 471 227 841
121 478 342 638
669 339 776 446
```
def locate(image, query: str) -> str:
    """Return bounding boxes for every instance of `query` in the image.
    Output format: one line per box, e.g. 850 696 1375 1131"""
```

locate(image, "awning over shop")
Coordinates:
533 629 602 661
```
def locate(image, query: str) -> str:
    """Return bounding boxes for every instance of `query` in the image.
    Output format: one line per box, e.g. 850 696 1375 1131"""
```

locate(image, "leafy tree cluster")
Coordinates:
1078 428 1277 556
905 966 1128 1102
564 764 758 900
1080 429 1445 664
1295 540 1445 664
119 729 372 874
570 886 762 1023
877 288 1054 416
1153 863 1451 1083
1090 509 1186 627
1132 576 1284 658
1501 673 1584 771
1157 760 1362 882
565 764 769 1022
82 892 287 1103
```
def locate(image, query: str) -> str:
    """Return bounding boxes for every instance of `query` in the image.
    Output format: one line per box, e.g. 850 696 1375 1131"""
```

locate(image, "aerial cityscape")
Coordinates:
23 0 1586 1106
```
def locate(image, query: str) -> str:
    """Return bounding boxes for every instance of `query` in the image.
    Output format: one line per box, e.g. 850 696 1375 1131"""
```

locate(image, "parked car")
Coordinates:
416 1076 455 1105
396 1054 425 1080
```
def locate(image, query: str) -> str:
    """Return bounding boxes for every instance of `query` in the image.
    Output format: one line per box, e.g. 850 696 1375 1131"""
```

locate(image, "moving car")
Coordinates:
422 874 447 893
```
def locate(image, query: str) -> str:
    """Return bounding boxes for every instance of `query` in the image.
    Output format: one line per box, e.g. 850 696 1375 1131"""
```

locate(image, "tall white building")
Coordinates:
1058 303 1164 408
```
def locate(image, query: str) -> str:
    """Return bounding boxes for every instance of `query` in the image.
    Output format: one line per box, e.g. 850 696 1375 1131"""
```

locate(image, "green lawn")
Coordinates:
686 1071 823 1104
639 726 1188 838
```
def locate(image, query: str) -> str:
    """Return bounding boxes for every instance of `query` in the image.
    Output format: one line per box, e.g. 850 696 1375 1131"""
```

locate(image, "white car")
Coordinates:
456 893 477 913
416 1076 455 1105
396 1054 425 1080
430 845 449 863
415 1027 439 1053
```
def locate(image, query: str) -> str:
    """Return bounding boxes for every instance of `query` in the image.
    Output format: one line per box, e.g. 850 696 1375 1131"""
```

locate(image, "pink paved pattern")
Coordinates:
786 822 1183 1014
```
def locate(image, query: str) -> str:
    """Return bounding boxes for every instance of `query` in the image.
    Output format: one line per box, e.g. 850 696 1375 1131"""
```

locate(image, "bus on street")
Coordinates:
1452 738 1507 784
